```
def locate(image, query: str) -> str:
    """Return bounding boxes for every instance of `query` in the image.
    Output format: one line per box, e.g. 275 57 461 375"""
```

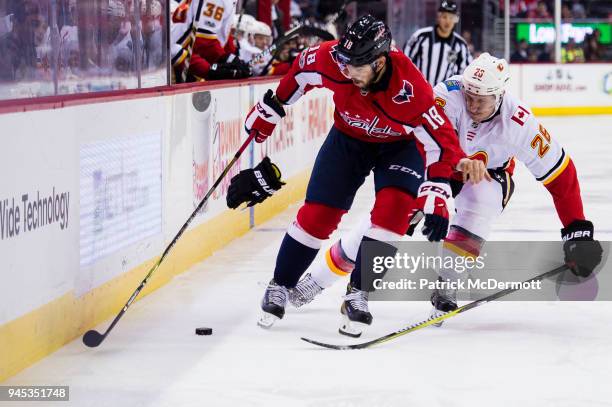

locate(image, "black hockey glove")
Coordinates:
226 157 285 209
220 54 252 71
561 220 603 278
206 59 252 80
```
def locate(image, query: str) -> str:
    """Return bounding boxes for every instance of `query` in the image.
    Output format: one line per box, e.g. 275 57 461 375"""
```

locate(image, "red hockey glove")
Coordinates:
416 180 451 242
244 89 286 143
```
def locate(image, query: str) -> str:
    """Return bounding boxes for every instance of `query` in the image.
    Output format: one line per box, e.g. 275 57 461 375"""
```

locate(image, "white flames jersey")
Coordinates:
196 0 237 46
239 38 272 76
434 75 569 184
170 0 203 64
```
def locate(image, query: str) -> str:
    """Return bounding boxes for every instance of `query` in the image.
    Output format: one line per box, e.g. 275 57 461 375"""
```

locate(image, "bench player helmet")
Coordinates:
439 0 458 14
462 52 510 116
336 14 391 67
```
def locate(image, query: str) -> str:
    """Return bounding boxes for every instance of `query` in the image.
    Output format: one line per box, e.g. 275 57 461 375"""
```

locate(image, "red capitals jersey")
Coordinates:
275 40 465 180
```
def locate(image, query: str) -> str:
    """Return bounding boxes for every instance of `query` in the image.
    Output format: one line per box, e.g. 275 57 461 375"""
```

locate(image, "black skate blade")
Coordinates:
338 328 361 338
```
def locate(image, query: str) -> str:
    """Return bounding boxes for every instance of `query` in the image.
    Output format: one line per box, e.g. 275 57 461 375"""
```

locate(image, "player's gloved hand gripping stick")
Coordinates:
244 89 286 143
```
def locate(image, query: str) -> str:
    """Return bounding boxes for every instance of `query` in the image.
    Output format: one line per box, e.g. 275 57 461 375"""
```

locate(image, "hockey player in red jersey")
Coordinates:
287 53 604 328
226 15 486 335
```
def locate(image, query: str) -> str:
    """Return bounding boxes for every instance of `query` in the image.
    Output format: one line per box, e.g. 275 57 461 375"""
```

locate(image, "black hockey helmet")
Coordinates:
439 0 458 14
336 14 392 67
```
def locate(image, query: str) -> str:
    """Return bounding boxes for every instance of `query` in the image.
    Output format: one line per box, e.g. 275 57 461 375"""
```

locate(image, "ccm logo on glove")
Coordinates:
256 103 273 119
244 89 286 143
419 184 451 199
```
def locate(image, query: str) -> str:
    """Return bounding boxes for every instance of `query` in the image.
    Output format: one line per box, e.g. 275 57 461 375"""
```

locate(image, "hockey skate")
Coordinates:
289 273 324 308
258 279 289 329
339 284 372 338
429 287 458 327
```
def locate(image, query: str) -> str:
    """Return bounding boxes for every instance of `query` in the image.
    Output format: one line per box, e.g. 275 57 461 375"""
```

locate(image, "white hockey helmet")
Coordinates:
248 20 272 37
462 53 510 118
462 53 509 96
232 13 256 32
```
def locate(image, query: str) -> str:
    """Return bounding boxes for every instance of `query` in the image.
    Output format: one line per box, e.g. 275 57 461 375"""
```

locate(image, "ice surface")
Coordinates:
3 116 612 407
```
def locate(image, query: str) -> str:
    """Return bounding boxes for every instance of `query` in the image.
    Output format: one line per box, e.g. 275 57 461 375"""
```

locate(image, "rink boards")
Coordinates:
0 79 333 381
1 61 611 381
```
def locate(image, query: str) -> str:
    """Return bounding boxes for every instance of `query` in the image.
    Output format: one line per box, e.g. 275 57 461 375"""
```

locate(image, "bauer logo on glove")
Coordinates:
226 157 285 209
561 220 603 278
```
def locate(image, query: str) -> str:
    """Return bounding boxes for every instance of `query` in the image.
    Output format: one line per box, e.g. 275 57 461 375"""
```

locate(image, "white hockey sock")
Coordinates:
310 217 371 288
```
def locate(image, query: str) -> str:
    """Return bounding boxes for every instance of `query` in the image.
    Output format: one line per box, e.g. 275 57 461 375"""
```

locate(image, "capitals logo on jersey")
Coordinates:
392 80 414 104
328 44 340 65
338 111 402 138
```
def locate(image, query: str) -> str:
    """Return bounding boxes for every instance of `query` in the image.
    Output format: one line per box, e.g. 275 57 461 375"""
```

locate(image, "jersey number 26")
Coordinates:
531 124 551 158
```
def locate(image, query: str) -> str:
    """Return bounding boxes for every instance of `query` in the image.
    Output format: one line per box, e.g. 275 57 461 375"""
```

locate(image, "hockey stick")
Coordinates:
327 0 356 25
256 25 334 75
254 0 371 75
83 132 256 348
254 0 359 76
256 0 378 75
172 0 202 83
301 264 569 350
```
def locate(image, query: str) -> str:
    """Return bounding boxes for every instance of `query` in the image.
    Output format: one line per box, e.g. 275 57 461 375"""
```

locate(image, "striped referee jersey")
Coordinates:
404 26 472 86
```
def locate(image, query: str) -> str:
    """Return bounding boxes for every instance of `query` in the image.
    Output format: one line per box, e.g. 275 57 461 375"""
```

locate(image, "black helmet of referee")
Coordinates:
439 0 458 14
337 14 392 67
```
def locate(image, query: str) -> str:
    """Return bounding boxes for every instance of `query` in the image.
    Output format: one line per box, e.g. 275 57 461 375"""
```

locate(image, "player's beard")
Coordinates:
355 63 385 92
352 78 367 89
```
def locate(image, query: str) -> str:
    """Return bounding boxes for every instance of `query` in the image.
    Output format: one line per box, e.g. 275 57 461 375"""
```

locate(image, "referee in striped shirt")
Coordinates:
404 0 472 86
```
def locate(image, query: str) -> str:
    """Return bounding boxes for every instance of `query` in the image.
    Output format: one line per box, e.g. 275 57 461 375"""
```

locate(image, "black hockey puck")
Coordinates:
195 327 213 336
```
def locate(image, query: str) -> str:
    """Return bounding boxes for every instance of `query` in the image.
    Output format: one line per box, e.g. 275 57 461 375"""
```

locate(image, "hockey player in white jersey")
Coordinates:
290 53 603 332
195 0 236 49
171 0 249 81
240 20 273 75
170 0 203 81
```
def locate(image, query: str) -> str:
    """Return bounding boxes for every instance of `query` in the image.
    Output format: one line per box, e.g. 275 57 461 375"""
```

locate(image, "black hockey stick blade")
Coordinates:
301 336 375 350
302 265 568 350
82 330 105 348
300 308 456 350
